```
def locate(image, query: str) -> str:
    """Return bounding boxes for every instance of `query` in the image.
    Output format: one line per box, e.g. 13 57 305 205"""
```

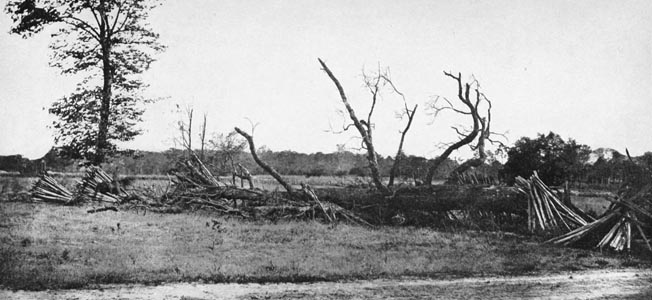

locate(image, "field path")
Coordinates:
2 269 651 299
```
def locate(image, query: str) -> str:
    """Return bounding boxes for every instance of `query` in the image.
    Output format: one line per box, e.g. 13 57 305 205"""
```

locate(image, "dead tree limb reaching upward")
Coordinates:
448 96 492 177
319 59 418 193
234 127 295 196
318 58 391 195
319 59 419 195
387 78 418 188
425 72 506 184
424 71 482 185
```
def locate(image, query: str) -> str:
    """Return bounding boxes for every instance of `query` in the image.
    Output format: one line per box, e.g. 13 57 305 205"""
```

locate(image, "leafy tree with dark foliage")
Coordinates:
501 132 590 185
6 0 165 164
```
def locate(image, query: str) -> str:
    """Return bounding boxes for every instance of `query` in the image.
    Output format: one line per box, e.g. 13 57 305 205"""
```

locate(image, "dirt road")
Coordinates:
2 269 651 299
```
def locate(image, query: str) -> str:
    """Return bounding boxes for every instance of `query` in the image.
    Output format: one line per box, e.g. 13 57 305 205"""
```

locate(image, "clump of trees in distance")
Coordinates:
500 132 652 188
501 132 591 186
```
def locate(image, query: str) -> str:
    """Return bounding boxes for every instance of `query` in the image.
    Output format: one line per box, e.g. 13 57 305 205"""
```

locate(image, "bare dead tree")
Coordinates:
424 72 481 185
318 59 417 195
424 71 503 185
234 127 295 196
447 96 493 177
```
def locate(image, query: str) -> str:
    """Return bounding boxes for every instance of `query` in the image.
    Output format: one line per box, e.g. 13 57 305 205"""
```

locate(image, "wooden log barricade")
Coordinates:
31 167 126 205
516 171 652 254
30 174 73 204
515 171 591 233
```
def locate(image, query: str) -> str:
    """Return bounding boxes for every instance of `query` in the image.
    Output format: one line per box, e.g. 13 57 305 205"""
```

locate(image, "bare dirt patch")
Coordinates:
2 269 651 300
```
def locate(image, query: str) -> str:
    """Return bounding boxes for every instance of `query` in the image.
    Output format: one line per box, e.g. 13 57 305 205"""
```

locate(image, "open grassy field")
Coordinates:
571 195 612 217
1 201 648 291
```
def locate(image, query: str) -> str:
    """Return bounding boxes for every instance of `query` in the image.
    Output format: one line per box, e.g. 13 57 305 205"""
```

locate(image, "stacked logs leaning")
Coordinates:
517 171 652 253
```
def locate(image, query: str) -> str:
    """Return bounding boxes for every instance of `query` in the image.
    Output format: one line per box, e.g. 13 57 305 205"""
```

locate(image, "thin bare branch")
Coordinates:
109 1 125 33
325 120 357 135
60 16 101 42
388 103 417 187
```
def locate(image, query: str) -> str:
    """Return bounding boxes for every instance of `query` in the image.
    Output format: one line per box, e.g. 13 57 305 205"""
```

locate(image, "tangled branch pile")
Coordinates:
161 153 371 225
28 149 370 226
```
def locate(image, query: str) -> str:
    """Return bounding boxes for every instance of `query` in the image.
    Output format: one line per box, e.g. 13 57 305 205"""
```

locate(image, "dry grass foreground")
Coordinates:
0 202 648 291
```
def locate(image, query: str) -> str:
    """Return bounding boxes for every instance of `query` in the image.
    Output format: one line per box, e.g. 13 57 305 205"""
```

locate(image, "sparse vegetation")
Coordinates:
1 202 646 291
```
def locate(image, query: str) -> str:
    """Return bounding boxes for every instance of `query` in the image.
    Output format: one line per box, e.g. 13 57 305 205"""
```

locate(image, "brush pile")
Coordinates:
515 171 591 233
28 152 370 225
161 154 371 225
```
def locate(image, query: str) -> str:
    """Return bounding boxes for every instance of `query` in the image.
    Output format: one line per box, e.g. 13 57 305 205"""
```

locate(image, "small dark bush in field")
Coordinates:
348 167 368 177
334 170 348 177
305 167 326 177
621 257 641 267
595 259 609 266
61 249 70 261
9 177 23 193
263 260 277 272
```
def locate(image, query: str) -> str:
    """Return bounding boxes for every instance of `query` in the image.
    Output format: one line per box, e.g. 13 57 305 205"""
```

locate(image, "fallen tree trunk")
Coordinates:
87 206 119 213
318 185 524 213
391 185 526 213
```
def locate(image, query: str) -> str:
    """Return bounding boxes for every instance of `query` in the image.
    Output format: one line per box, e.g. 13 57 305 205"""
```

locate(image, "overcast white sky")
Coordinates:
1 0 651 159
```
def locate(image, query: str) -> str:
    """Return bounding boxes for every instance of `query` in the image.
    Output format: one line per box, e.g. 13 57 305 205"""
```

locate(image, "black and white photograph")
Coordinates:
1 0 651 299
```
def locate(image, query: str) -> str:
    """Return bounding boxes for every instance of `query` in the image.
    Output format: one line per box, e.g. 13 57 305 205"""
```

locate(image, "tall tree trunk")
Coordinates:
95 41 112 165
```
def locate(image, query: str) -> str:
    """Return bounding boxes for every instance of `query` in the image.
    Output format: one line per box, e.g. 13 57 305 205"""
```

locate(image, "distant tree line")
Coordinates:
0 147 456 180
3 131 650 191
